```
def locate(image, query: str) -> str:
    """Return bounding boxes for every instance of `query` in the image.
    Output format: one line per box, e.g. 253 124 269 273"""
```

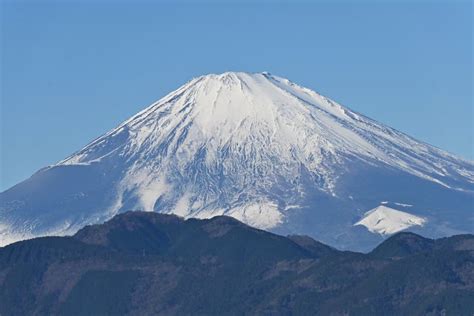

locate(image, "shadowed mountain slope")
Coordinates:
0 211 473 315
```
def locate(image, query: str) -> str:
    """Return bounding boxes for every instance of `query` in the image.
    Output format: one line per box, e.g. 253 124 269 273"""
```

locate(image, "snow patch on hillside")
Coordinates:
228 201 283 230
355 205 426 235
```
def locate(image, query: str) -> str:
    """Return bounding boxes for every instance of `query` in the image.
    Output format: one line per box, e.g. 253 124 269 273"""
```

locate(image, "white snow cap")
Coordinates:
62 71 472 192
355 205 427 235
55 71 471 232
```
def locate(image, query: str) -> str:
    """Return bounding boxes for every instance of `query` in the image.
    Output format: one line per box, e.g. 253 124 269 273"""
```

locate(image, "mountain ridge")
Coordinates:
1 211 473 315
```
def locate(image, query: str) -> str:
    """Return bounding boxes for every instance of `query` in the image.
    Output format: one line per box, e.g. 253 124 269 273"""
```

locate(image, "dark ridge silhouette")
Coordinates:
1 211 473 315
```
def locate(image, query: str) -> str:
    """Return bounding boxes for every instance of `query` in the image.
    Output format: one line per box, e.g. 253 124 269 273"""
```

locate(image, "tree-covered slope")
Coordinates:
0 211 473 315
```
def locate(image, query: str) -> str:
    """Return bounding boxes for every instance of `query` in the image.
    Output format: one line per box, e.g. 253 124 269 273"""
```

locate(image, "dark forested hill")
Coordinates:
1 211 473 315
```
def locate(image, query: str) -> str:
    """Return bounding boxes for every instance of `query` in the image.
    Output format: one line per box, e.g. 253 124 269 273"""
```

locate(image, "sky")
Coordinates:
1 0 472 191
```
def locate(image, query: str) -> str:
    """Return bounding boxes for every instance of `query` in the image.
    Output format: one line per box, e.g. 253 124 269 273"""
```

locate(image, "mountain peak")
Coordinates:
370 232 434 259
197 71 273 80
1 72 473 250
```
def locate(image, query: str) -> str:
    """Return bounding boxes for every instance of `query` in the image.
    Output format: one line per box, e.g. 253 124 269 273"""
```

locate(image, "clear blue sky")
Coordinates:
1 1 472 191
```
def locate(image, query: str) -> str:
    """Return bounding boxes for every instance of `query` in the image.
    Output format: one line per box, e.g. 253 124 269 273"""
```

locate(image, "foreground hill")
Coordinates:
1 72 473 250
1 211 473 315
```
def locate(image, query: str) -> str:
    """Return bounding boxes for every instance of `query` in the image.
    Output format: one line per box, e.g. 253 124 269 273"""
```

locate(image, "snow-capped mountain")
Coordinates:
1 72 473 250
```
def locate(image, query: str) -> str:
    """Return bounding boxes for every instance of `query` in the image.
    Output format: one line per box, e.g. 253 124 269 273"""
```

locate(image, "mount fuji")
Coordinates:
1 72 473 251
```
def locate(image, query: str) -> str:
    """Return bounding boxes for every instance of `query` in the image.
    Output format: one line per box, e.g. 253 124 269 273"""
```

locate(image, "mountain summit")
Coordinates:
1 72 473 250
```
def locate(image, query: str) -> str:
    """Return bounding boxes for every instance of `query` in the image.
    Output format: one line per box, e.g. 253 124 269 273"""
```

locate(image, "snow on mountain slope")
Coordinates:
354 205 426 235
59 72 473 190
1 72 473 251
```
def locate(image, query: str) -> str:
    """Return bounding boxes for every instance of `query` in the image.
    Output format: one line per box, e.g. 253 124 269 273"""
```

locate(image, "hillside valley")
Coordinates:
1 211 473 315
